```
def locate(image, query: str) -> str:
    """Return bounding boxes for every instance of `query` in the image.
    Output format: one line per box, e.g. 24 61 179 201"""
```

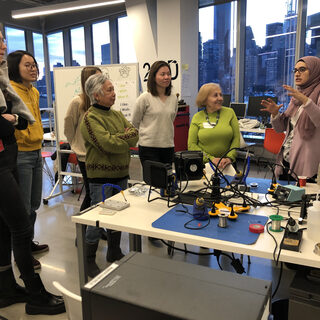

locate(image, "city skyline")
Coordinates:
199 0 320 109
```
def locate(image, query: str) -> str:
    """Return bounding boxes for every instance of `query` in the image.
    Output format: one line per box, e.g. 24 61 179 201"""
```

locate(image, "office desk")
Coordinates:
240 128 266 134
72 181 320 286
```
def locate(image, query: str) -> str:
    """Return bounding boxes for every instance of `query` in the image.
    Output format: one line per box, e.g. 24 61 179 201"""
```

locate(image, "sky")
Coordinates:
92 21 110 65
32 33 45 79
47 32 64 69
118 16 137 63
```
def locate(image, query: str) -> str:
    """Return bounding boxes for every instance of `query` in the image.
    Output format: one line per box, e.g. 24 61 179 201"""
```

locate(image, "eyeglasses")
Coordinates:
293 67 308 74
0 38 7 45
24 63 38 71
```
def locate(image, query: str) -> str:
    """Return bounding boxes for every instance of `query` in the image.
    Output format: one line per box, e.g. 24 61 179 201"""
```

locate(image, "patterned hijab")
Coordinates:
284 56 320 140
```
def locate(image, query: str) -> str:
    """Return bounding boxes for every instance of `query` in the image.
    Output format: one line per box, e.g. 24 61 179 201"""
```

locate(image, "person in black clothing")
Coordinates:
0 30 65 315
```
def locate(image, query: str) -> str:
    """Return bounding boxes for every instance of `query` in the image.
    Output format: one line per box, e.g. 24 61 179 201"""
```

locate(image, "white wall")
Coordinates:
126 0 198 116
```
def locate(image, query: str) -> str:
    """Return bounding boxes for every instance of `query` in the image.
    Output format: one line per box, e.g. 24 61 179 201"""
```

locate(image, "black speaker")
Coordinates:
174 151 204 181
143 160 173 189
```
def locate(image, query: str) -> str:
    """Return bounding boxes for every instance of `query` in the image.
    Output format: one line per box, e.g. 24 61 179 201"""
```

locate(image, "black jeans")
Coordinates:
77 160 91 211
138 145 175 168
278 159 296 182
0 143 34 280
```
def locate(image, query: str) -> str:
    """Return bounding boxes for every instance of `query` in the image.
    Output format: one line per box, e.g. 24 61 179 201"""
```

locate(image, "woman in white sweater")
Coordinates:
132 60 178 168
64 66 101 211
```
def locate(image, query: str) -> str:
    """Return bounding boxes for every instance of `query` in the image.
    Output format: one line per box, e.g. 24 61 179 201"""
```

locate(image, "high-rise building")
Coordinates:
101 43 111 65
213 2 231 91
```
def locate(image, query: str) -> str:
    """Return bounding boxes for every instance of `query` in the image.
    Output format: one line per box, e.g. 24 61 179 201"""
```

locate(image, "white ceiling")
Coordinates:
13 0 78 5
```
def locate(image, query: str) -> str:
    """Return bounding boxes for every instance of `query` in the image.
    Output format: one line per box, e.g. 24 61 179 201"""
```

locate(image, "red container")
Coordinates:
174 105 190 152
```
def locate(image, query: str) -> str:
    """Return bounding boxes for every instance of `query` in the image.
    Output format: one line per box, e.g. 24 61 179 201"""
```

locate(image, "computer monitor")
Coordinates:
222 94 231 107
229 102 247 119
247 96 278 119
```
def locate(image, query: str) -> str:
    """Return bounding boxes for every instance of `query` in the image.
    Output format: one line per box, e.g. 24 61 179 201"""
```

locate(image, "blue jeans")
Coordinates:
16 149 42 229
86 178 128 244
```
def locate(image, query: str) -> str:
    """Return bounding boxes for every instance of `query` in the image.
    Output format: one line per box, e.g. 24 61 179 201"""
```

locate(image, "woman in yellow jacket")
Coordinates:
7 51 48 270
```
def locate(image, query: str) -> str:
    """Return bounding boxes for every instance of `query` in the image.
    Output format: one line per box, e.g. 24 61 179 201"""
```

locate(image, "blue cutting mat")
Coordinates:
152 204 269 245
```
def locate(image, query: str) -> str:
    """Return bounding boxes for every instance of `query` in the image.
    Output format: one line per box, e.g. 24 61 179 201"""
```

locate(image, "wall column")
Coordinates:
126 0 198 115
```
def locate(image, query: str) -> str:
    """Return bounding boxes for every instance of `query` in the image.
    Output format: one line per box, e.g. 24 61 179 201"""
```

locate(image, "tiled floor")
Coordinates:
0 149 295 320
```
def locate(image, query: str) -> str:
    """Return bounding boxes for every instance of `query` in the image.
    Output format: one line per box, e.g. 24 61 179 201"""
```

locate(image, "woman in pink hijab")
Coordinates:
261 56 320 181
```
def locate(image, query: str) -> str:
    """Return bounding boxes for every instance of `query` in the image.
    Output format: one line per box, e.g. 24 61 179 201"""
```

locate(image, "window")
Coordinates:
245 0 297 108
198 2 237 98
92 21 110 65
118 16 137 63
70 26 85 66
33 32 52 129
47 32 64 101
305 0 320 57
4 26 26 53
33 33 47 109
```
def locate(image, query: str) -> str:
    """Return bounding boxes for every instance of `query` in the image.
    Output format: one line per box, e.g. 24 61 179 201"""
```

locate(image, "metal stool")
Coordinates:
41 151 54 186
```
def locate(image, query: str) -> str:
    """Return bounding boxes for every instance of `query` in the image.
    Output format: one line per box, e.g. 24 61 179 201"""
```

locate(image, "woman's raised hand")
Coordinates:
260 98 283 117
283 84 308 105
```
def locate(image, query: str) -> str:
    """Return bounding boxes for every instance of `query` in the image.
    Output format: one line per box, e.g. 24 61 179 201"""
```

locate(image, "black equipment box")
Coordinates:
82 252 271 320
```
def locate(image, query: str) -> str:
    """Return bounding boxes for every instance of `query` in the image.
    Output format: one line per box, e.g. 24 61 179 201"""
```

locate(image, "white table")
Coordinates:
72 180 320 286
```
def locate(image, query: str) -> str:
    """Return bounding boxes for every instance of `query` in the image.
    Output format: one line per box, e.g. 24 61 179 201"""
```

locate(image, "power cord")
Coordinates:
160 241 246 274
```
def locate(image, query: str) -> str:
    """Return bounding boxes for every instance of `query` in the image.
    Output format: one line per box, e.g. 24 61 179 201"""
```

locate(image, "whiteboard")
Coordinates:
53 63 139 142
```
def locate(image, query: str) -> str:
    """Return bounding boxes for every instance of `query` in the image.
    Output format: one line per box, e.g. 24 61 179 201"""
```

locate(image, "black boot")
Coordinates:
22 273 65 315
0 267 28 308
106 230 125 263
86 242 100 278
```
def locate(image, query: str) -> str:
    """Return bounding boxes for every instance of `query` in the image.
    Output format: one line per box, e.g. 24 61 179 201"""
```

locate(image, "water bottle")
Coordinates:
307 193 320 242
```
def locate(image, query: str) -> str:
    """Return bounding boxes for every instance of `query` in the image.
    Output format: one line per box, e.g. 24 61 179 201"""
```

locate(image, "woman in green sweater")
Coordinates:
188 83 240 170
80 73 139 277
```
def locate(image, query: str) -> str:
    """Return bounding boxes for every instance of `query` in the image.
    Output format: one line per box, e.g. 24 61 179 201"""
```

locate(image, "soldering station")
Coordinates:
140 148 320 276
83 149 320 320
93 143 320 320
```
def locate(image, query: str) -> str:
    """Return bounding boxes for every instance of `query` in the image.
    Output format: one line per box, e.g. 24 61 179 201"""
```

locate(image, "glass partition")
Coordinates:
5 26 26 53
47 32 64 101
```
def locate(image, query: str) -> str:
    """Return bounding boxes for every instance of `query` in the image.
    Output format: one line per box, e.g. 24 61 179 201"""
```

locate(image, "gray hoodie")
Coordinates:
0 60 35 123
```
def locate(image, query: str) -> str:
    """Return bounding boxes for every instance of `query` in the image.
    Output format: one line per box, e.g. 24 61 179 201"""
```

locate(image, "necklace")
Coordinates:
205 109 220 128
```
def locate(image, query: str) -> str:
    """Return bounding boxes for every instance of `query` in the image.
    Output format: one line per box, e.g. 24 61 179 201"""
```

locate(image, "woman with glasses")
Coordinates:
0 30 65 315
261 56 320 181
7 50 48 270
